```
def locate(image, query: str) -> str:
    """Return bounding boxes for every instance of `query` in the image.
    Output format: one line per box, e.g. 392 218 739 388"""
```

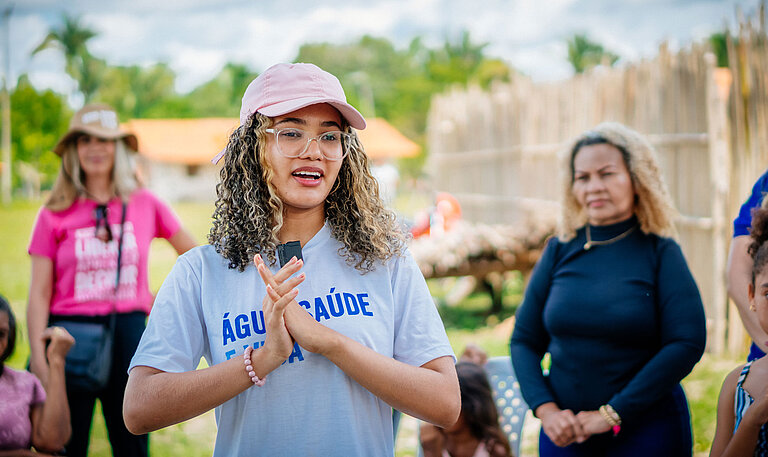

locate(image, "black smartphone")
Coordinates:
277 241 303 267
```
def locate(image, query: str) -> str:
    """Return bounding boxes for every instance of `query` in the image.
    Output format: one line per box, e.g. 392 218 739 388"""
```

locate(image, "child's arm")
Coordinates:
30 327 74 452
419 422 445 457
710 365 764 457
710 367 739 456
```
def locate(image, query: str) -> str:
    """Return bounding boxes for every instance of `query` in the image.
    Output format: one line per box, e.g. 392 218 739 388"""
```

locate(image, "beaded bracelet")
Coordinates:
599 404 622 436
604 404 622 424
243 346 266 387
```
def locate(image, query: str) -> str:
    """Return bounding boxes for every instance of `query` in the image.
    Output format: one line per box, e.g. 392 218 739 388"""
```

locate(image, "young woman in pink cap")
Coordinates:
124 63 460 456
27 104 196 456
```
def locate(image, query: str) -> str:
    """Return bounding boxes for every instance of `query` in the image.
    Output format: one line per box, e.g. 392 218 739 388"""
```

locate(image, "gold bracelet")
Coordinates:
598 405 617 426
603 404 622 425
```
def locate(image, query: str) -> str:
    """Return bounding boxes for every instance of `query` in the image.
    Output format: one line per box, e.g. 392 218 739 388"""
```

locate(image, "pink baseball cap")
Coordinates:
241 62 366 129
212 63 366 164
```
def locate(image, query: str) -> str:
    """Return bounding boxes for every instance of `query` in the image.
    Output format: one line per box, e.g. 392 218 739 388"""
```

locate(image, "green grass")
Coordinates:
0 198 738 456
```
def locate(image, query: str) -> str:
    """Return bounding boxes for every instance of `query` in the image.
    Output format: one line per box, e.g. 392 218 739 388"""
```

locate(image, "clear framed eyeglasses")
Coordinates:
265 128 352 161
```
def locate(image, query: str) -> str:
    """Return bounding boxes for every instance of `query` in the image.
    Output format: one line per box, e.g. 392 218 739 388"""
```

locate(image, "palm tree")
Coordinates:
427 30 490 85
566 33 619 74
32 14 104 102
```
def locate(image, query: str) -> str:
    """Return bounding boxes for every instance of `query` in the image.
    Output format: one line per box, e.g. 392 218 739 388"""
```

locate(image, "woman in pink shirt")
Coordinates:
26 104 196 457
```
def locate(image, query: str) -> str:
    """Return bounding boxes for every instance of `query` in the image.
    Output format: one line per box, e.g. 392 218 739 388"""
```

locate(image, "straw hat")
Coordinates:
53 103 138 156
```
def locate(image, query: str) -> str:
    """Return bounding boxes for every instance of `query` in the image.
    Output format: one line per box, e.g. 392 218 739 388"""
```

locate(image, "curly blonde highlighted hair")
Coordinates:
208 112 406 272
558 122 678 241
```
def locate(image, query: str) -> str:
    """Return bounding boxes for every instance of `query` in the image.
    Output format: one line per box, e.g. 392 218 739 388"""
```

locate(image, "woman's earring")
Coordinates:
751 303 757 312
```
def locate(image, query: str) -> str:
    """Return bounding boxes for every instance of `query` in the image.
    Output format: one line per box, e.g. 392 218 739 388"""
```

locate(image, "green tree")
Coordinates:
94 63 178 119
566 33 619 74
709 32 731 68
184 63 258 117
297 36 419 119
426 30 488 85
6 76 70 188
32 14 104 102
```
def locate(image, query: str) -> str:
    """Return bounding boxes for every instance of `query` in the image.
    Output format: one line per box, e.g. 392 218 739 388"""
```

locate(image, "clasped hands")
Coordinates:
254 254 331 369
538 403 613 447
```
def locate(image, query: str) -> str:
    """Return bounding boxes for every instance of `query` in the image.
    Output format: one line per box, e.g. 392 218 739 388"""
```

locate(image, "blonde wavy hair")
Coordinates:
45 139 139 211
558 122 678 241
208 112 406 272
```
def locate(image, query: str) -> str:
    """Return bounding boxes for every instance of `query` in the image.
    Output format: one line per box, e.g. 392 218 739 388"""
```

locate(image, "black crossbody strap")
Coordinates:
107 201 127 331
114 201 127 292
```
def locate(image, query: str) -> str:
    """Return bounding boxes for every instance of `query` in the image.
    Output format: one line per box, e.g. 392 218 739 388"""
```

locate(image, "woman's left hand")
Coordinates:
575 410 612 437
255 256 333 354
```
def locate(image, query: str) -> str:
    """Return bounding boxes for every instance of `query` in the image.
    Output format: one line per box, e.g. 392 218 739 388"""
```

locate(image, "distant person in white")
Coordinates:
371 159 400 206
123 63 460 457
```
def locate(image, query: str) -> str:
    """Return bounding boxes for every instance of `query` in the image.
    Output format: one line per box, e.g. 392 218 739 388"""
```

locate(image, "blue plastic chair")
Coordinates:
484 356 529 457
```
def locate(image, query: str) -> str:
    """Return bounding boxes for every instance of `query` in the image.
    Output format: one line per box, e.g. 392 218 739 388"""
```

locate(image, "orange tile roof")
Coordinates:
124 118 237 165
125 117 420 165
356 118 421 159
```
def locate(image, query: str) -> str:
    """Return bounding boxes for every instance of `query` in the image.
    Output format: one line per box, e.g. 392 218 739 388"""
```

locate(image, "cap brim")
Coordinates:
53 127 138 156
256 97 366 130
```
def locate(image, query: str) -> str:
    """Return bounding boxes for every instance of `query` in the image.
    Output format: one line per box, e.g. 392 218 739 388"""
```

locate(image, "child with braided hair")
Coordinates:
710 206 768 456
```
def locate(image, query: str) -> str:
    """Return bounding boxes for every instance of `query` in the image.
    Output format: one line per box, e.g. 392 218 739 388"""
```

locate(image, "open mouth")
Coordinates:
292 170 323 180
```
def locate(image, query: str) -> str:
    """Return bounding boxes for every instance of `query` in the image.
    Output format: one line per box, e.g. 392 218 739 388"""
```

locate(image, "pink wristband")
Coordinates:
243 346 266 387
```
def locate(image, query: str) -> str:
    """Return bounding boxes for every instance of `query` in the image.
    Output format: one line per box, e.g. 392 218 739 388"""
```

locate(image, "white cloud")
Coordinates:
7 0 763 102
27 70 77 95
510 41 573 81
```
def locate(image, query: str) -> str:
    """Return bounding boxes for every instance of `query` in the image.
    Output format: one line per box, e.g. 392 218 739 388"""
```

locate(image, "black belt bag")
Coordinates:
57 318 114 392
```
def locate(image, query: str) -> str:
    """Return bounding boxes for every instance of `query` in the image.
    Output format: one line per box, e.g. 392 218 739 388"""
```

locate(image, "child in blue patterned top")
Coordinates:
711 206 768 456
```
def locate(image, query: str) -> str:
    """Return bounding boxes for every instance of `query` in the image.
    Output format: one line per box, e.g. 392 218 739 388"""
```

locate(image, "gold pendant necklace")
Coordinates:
583 224 638 250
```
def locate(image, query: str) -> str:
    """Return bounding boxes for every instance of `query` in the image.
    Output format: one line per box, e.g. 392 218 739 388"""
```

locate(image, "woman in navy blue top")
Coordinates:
510 122 706 456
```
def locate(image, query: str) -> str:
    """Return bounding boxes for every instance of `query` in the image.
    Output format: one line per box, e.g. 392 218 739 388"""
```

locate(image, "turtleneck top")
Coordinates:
510 216 706 423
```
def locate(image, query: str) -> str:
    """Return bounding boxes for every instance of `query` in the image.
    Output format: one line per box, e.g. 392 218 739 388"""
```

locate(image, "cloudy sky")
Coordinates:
7 0 762 102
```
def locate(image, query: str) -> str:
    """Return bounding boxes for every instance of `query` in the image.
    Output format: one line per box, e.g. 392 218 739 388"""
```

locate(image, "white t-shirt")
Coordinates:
130 224 454 456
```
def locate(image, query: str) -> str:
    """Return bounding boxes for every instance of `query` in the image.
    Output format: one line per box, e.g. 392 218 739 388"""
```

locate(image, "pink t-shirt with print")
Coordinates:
0 367 46 450
28 189 181 316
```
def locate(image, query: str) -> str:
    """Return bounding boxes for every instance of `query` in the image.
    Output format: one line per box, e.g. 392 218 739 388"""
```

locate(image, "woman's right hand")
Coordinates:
254 254 305 367
537 402 586 447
